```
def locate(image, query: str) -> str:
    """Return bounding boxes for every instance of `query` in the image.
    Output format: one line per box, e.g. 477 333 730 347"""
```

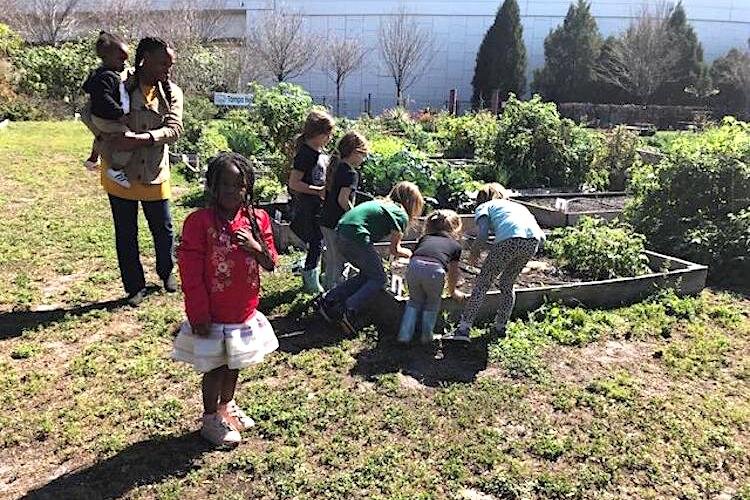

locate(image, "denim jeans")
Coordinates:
108 194 174 294
325 233 387 313
405 258 446 312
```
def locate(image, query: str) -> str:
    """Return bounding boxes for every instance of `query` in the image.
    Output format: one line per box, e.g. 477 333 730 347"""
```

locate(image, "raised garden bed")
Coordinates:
514 191 630 228
369 240 707 334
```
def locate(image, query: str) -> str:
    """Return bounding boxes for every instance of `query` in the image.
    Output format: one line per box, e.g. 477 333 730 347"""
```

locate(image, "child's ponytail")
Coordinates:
326 131 368 192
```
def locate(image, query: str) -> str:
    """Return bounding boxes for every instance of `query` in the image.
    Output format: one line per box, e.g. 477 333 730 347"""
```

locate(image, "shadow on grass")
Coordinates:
0 286 160 340
22 431 211 500
351 331 490 387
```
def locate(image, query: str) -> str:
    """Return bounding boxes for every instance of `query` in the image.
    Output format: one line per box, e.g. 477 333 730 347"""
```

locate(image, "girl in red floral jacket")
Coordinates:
172 152 279 448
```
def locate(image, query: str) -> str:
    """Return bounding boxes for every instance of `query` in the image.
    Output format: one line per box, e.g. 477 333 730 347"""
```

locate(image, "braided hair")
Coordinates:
133 36 172 105
205 152 273 266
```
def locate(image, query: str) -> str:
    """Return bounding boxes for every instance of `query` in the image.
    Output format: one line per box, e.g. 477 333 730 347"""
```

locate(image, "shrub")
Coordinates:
13 36 98 112
254 175 285 203
432 163 478 211
433 111 499 161
369 136 407 157
547 217 650 280
195 123 229 166
174 96 219 155
248 82 313 152
359 149 435 198
377 107 434 151
626 118 750 280
219 120 266 159
591 125 641 190
489 94 600 188
0 94 64 121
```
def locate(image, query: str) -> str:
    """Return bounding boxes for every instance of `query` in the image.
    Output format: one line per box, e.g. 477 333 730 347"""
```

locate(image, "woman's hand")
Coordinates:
314 185 326 200
451 290 467 301
192 323 210 337
235 228 262 254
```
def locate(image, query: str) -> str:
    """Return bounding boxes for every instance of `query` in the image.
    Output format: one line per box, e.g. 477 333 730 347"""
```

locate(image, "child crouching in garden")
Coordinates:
398 209 465 344
318 181 424 335
172 152 279 447
443 183 544 343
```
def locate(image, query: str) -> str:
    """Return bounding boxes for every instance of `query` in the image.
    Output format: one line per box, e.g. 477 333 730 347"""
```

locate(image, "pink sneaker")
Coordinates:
219 400 255 432
200 413 241 447
83 159 99 171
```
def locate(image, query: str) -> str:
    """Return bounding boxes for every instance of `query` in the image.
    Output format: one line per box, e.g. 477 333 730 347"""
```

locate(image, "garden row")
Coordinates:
171 83 748 289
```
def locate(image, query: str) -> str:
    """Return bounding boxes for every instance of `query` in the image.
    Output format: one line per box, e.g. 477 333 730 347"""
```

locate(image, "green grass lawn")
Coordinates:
0 122 749 499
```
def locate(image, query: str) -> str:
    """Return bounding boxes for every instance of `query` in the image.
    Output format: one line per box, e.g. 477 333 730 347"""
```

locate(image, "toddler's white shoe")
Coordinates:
220 400 255 432
200 413 241 447
106 167 131 188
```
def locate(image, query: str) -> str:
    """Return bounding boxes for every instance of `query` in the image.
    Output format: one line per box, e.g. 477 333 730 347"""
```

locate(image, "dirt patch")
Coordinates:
391 255 581 293
522 195 629 213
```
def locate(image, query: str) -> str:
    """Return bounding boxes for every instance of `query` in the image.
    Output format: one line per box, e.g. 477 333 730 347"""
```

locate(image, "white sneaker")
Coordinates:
106 167 131 188
83 159 99 171
200 413 241 447
220 400 255 431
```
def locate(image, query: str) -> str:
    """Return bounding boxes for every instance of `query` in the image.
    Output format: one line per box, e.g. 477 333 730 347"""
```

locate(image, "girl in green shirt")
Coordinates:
318 181 424 334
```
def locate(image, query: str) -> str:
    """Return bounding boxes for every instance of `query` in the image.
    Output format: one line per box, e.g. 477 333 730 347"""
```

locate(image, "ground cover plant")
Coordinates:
1 122 748 499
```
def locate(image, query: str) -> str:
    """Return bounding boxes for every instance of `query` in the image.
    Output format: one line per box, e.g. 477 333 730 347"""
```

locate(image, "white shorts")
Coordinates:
171 310 279 373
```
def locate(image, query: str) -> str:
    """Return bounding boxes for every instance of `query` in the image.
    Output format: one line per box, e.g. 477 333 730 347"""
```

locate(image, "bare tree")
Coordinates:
378 5 435 107
247 5 317 82
321 36 366 115
82 0 153 42
147 0 230 49
594 4 681 104
0 0 81 45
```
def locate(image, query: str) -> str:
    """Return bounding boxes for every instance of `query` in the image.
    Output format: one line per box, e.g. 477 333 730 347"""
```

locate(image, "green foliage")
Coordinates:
171 44 241 95
254 175 285 203
174 96 219 155
13 36 98 111
488 94 600 188
359 149 433 197
432 162 477 211
377 107 434 151
248 82 314 152
0 94 60 121
591 125 641 190
472 0 526 108
368 135 407 157
547 217 650 280
710 48 750 117
532 0 603 103
433 111 499 161
218 119 266 159
656 2 704 105
195 122 229 166
626 118 750 279
0 23 22 57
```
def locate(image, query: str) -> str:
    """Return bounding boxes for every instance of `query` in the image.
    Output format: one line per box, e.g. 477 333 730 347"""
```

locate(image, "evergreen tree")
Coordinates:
471 0 526 109
710 47 750 116
532 0 602 103
657 1 704 104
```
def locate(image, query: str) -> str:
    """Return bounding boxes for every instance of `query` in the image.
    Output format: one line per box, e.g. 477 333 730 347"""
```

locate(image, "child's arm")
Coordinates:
177 212 211 334
289 169 326 199
338 187 354 212
469 215 490 266
446 260 465 300
389 231 412 258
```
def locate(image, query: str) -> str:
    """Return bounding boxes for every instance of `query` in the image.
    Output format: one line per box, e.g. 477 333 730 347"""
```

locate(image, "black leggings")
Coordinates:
304 232 323 270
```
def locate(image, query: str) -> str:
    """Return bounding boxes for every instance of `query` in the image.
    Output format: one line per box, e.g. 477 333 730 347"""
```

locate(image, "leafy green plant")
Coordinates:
195 123 229 166
174 96 219 155
377 107 433 151
432 162 477 211
359 149 435 197
592 125 641 190
13 36 98 112
626 118 750 280
219 120 266 159
369 136 407 158
547 217 650 280
433 111 499 161
248 82 314 152
254 175 285 203
488 94 600 188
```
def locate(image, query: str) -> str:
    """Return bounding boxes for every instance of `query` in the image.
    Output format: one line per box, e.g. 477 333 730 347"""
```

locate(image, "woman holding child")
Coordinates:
88 35 184 306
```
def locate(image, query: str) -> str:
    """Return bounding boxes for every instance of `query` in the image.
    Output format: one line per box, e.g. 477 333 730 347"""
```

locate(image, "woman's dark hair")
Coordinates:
133 36 172 104
95 31 126 58
205 152 271 262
